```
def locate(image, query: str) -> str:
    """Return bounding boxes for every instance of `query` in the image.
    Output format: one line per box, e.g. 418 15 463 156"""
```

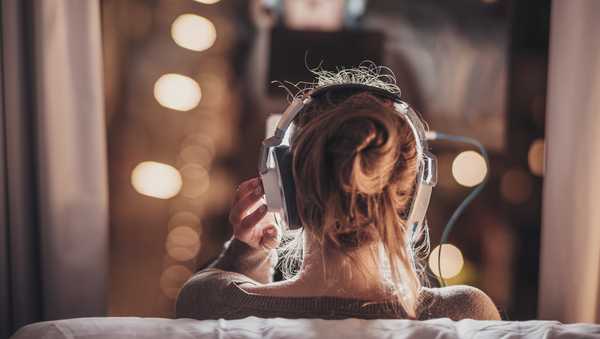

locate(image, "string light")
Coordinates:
528 139 545 176
168 211 201 230
166 226 201 262
178 144 214 168
154 73 202 111
181 133 215 156
429 244 465 279
452 151 488 187
180 164 210 199
131 161 182 199
171 14 216 52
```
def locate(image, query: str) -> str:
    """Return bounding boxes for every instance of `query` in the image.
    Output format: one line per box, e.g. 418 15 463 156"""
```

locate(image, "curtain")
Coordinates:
0 0 108 337
539 0 600 323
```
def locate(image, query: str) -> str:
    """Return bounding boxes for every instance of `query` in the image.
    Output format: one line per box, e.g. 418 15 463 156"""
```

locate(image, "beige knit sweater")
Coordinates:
175 239 501 321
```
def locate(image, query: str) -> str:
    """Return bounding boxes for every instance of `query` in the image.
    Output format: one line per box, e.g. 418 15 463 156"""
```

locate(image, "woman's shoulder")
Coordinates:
175 268 257 320
418 285 501 321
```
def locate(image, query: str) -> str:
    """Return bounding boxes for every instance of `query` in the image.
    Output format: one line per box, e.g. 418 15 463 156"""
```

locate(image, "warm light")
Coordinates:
500 168 532 204
528 139 545 176
154 73 202 111
193 0 221 4
429 244 464 279
452 151 487 187
181 133 215 153
159 265 192 299
166 226 201 262
171 14 216 52
131 161 182 199
180 164 210 198
178 144 214 168
168 211 200 230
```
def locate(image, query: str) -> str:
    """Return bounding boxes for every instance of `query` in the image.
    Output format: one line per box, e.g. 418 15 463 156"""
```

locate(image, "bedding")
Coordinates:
12 316 600 339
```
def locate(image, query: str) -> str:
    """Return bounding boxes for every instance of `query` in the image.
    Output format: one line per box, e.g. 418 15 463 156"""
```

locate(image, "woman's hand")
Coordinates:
229 177 280 250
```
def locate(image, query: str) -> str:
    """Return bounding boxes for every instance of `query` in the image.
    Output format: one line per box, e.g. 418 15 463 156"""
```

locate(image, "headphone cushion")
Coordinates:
273 146 301 229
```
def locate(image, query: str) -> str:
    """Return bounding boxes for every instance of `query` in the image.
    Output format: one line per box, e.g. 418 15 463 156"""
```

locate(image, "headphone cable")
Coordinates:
426 131 490 287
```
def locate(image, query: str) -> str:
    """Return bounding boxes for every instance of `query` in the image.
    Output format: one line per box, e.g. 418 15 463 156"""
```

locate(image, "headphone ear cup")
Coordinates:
273 146 301 230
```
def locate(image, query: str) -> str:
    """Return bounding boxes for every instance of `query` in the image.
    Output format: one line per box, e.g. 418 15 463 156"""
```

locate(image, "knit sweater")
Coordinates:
175 239 501 321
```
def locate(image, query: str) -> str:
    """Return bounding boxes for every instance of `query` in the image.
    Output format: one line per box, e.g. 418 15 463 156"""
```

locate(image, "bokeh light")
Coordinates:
171 14 217 52
429 244 465 279
528 139 545 176
169 195 207 218
178 144 214 168
181 133 215 154
184 133 215 148
168 211 201 230
180 164 210 198
154 73 202 111
131 161 182 199
451 151 488 187
159 265 192 299
166 226 201 262
500 168 533 204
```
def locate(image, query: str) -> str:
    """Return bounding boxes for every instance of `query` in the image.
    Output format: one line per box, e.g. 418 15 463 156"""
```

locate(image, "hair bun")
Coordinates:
328 105 400 196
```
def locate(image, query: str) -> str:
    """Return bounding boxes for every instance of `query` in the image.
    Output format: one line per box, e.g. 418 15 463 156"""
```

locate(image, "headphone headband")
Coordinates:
310 83 401 101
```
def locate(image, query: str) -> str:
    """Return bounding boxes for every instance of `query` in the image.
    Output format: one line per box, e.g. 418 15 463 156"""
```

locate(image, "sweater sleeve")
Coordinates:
175 268 252 320
205 238 278 284
420 285 501 321
176 238 277 320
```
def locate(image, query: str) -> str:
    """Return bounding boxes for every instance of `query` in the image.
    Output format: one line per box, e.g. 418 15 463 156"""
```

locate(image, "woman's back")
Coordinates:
176 268 500 321
175 239 500 321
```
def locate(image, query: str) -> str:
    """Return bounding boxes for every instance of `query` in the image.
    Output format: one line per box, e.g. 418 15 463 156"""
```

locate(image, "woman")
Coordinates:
176 67 501 321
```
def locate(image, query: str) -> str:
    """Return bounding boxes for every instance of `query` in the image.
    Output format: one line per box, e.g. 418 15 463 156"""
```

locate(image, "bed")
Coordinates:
11 316 600 339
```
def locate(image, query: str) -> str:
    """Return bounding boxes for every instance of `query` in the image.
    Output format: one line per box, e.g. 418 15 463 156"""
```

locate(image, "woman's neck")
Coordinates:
288 232 391 300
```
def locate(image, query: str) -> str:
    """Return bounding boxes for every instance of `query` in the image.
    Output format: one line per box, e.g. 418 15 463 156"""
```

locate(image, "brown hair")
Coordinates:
288 88 422 317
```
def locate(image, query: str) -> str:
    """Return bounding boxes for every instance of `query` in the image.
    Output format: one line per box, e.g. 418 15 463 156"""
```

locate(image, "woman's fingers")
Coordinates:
233 177 260 205
236 204 268 234
229 184 264 226
260 225 280 250
229 177 279 250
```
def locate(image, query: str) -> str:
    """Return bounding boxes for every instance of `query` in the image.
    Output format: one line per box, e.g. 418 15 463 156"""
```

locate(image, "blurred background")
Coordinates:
21 1 600 337
101 0 549 319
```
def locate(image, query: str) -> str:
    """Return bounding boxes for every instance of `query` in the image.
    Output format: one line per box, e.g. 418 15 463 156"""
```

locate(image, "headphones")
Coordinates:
258 83 437 232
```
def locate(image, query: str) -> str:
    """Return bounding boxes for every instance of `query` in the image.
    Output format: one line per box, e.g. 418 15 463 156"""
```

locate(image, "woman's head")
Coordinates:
292 90 417 252
277 65 429 317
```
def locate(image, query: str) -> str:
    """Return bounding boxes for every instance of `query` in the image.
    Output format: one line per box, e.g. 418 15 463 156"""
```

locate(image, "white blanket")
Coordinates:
12 316 600 339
